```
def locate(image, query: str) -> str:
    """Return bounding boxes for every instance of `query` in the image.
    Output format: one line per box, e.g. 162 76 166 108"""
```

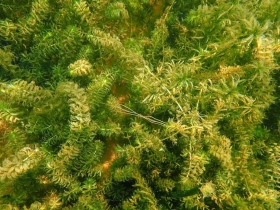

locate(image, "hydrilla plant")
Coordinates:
0 0 280 209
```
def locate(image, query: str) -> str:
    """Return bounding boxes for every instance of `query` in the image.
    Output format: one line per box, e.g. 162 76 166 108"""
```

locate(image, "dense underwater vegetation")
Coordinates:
0 0 280 209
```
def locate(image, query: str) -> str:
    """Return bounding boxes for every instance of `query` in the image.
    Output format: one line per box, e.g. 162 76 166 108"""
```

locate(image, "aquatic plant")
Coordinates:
0 0 280 209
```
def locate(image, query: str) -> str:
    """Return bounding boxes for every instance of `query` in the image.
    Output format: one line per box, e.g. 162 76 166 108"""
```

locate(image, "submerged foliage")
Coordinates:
0 0 280 209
